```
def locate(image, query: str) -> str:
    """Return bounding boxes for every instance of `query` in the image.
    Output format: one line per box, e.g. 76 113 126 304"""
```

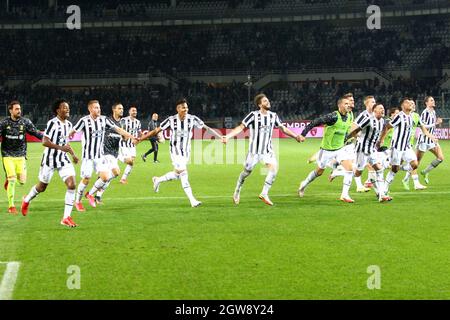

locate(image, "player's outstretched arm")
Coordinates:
203 125 223 140
223 123 245 143
299 112 337 142
346 126 362 141
26 120 44 140
68 129 76 139
378 123 393 148
139 127 162 141
279 125 304 142
114 126 135 141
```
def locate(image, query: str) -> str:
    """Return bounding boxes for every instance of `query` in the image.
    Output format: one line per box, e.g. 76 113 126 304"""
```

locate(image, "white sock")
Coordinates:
385 171 397 190
302 170 318 188
24 186 39 203
341 171 353 198
412 174 421 187
97 179 113 197
424 159 443 173
401 163 412 172
236 169 252 193
261 170 277 196
375 170 385 197
121 165 133 180
76 182 88 203
180 171 196 203
89 178 106 195
64 189 75 219
159 171 180 183
366 171 376 184
354 175 363 189
403 171 411 182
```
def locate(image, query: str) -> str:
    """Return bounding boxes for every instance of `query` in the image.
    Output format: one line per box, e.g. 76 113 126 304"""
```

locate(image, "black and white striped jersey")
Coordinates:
355 114 384 154
41 117 72 168
242 110 282 155
160 114 204 157
390 111 418 151
120 116 141 148
417 108 436 145
354 110 371 127
72 115 117 160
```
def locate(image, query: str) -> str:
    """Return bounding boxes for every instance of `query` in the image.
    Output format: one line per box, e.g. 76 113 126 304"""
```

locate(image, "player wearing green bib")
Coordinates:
410 112 420 145
297 96 356 203
383 107 400 148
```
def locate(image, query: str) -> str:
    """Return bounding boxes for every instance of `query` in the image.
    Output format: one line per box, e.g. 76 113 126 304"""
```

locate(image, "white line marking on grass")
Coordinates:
0 261 20 300
3 190 450 204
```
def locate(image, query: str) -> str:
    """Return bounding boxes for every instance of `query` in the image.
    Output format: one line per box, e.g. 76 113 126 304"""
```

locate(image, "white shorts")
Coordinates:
171 154 189 171
80 158 108 178
244 152 277 171
390 148 417 166
342 144 356 157
317 148 355 170
119 146 136 162
376 149 391 170
103 154 119 171
417 142 437 153
39 163 76 184
355 152 381 171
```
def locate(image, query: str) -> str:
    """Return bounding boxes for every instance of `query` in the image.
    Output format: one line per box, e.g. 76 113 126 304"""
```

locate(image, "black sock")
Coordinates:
144 149 153 157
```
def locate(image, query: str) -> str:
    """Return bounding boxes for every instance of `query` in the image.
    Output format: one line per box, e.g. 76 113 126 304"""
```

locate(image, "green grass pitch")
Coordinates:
1 139 449 299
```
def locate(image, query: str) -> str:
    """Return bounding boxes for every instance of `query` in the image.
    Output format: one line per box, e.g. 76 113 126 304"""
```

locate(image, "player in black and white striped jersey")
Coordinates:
223 93 302 206
347 103 391 202
415 96 444 184
69 100 136 211
353 95 377 191
21 99 80 227
354 96 373 127
90 103 126 205
139 98 222 207
118 106 142 184
379 98 437 195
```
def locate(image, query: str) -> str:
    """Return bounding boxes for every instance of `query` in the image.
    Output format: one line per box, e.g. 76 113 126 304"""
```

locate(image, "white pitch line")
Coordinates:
2 190 449 204
0 261 20 300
